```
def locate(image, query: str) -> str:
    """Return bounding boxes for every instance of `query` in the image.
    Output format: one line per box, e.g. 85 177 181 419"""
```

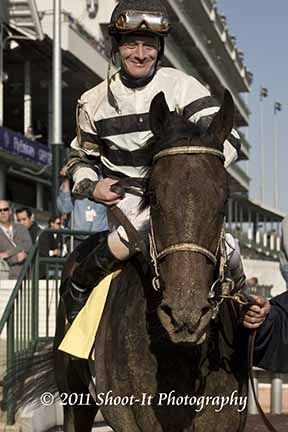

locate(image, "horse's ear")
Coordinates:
149 92 170 137
206 89 235 147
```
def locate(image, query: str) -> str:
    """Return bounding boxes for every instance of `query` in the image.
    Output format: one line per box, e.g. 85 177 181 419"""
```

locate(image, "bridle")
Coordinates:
110 146 279 432
149 145 239 317
149 145 280 432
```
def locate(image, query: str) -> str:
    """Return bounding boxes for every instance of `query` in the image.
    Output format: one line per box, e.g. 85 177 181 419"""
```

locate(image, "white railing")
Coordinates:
248 369 286 414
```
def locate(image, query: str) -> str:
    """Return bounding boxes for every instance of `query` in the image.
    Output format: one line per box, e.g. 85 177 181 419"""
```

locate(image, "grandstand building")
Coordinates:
0 0 284 289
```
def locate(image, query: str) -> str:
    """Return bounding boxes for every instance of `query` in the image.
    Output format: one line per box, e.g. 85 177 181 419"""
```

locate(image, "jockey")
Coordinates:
63 0 244 322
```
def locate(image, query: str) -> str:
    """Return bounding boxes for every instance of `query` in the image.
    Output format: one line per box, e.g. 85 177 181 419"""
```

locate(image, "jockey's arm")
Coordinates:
65 95 121 205
66 141 121 206
176 75 241 168
191 114 240 168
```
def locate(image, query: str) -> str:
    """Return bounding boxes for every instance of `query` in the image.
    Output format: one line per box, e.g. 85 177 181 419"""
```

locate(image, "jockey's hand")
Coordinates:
93 178 122 206
242 295 271 329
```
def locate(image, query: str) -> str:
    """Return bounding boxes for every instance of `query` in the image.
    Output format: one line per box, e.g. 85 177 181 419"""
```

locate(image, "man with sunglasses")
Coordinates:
0 200 32 279
63 0 244 322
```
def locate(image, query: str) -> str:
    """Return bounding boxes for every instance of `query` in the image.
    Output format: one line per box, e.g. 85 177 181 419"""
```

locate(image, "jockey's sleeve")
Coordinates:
185 102 240 168
65 140 100 200
65 97 102 199
176 76 241 168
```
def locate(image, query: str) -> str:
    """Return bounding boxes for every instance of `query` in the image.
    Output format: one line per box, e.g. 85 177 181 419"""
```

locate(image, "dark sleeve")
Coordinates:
254 291 288 372
38 231 51 257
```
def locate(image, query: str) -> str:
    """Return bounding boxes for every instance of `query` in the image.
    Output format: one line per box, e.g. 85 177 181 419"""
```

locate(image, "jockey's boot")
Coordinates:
64 233 120 322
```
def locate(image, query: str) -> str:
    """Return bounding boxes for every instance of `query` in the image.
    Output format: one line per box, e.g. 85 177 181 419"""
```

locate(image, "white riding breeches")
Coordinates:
107 193 242 273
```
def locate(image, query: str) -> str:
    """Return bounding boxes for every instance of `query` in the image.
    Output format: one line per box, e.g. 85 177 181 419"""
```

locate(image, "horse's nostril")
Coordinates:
201 304 211 316
159 304 178 328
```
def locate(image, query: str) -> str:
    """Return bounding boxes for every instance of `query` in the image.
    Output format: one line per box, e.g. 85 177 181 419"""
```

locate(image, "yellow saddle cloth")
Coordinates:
58 271 120 359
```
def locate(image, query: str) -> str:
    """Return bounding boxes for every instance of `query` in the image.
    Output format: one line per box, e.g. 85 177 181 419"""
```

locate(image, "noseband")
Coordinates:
149 145 227 308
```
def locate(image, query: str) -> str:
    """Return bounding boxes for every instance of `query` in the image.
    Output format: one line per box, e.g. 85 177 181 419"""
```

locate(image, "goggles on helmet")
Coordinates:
110 10 170 35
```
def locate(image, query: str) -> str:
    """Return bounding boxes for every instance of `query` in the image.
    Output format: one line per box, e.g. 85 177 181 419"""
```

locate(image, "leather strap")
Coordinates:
248 331 278 432
109 178 149 260
110 206 148 260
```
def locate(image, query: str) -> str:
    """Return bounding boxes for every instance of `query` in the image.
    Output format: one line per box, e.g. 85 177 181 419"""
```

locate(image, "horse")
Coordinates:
54 89 249 432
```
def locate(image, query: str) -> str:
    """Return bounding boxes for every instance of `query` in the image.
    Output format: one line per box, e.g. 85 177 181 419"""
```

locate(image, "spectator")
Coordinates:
245 276 258 294
39 215 64 258
246 277 258 287
57 175 108 248
279 214 288 288
0 200 32 279
15 207 42 242
243 292 288 372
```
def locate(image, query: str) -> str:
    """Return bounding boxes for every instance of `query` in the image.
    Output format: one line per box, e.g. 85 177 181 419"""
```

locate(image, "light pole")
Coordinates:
259 86 268 203
273 101 282 209
51 0 63 213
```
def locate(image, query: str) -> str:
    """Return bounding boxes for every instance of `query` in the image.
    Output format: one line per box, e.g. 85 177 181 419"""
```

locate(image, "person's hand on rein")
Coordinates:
242 295 271 329
93 178 122 206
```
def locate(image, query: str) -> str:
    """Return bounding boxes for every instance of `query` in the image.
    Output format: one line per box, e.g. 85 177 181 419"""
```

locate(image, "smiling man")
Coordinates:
63 0 243 322
118 34 160 80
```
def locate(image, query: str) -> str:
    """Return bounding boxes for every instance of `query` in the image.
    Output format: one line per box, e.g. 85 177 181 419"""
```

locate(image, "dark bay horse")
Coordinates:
54 90 249 431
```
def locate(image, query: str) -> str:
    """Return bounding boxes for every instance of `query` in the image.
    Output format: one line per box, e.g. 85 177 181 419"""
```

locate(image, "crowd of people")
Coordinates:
0 176 108 280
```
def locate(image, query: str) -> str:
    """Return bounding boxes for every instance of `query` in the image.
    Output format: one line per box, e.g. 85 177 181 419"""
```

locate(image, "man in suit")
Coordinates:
38 214 65 258
0 200 32 279
243 292 288 372
15 206 42 243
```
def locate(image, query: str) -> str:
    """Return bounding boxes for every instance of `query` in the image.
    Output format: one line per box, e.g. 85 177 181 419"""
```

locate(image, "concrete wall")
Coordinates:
0 0 9 24
243 258 286 297
35 0 116 40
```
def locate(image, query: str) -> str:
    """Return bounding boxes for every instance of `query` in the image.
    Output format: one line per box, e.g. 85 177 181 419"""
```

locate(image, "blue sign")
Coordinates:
0 127 52 166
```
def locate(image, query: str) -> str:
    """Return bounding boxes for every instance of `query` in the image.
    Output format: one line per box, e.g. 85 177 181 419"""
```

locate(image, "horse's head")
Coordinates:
146 90 234 344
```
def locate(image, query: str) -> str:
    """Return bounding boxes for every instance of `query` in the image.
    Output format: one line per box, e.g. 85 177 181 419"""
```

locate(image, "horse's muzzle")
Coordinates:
158 302 213 344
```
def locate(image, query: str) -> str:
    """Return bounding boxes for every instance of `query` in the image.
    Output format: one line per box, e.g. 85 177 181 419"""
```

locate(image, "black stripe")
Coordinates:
183 96 219 120
227 133 241 155
95 113 150 137
102 140 151 167
80 129 102 146
101 164 131 180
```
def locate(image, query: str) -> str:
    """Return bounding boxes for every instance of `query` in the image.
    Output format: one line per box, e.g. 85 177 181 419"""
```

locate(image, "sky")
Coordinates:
216 0 288 214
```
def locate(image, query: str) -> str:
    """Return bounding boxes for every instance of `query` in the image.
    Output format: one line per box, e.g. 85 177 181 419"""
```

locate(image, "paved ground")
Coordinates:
245 414 288 431
93 426 112 432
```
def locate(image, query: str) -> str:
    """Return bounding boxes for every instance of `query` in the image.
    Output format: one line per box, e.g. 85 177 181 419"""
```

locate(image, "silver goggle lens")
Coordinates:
115 11 170 33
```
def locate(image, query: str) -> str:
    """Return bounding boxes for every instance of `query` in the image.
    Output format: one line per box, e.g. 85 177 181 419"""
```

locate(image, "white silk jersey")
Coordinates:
71 67 241 185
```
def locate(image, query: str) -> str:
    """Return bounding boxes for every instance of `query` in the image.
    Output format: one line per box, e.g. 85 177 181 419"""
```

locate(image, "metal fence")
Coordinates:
0 228 92 425
0 229 286 426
